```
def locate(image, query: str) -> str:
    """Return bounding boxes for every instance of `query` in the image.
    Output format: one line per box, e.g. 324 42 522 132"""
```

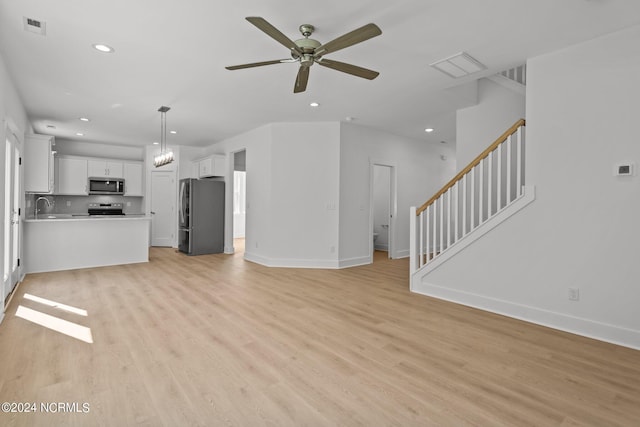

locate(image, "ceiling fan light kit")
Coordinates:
226 17 382 93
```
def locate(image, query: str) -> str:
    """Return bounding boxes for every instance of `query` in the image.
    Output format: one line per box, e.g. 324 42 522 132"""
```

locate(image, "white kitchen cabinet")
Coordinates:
24 134 55 193
88 159 123 178
123 162 143 196
56 156 88 195
198 154 226 178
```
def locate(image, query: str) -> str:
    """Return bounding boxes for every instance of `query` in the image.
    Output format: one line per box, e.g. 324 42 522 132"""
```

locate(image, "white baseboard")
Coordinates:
339 256 371 268
394 249 410 259
243 251 372 269
244 251 341 269
412 282 640 350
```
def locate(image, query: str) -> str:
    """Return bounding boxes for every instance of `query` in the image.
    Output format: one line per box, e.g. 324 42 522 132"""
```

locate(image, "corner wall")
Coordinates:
413 25 640 349
215 122 342 268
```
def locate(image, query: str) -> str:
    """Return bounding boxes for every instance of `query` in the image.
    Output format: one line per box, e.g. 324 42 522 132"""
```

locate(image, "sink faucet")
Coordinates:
35 196 51 218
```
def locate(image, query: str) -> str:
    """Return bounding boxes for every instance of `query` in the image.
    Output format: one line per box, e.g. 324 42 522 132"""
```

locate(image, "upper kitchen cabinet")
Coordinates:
198 154 226 178
56 156 88 195
123 162 143 196
88 159 123 178
24 134 55 193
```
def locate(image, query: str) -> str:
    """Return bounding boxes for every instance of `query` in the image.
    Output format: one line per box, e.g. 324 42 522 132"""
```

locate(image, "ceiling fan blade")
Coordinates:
246 17 303 56
225 59 293 70
314 23 381 57
294 66 310 93
316 58 379 80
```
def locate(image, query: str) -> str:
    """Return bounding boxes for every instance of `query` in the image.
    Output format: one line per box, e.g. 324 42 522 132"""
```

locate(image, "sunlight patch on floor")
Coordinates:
15 295 93 344
23 293 88 316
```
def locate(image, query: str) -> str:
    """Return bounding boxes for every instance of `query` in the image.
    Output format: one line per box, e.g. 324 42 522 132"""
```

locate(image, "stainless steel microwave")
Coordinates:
88 177 125 195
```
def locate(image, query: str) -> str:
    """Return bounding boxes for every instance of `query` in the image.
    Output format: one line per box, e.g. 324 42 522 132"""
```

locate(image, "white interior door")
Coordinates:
151 171 176 247
4 132 21 305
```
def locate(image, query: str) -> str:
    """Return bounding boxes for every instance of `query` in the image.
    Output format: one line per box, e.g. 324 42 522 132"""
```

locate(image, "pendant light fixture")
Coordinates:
154 106 174 167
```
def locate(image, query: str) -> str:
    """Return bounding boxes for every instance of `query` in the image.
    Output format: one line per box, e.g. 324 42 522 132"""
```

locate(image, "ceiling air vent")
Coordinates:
430 52 486 78
23 17 46 36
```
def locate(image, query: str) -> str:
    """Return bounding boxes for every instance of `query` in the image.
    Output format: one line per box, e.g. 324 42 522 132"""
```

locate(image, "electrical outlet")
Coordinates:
66 201 71 207
568 287 580 301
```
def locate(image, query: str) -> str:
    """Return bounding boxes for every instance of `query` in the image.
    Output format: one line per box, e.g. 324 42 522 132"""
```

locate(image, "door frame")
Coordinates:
150 170 177 247
3 118 23 313
369 160 397 261
224 148 247 254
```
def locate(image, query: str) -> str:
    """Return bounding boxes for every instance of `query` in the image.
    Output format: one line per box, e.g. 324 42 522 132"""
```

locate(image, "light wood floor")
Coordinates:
1 244 639 426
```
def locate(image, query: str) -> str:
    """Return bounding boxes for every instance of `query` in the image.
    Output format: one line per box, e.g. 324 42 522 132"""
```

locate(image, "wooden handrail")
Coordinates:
416 118 525 215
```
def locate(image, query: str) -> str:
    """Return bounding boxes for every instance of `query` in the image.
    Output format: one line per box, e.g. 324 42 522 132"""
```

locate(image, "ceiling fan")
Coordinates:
225 17 382 93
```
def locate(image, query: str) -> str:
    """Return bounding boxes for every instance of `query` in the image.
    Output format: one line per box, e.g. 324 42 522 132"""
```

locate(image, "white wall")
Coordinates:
215 122 341 267
415 25 640 349
211 124 273 258
456 78 525 168
267 122 341 266
339 123 455 265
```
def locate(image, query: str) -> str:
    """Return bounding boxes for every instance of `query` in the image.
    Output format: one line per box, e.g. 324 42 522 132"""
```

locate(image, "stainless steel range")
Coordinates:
88 203 124 216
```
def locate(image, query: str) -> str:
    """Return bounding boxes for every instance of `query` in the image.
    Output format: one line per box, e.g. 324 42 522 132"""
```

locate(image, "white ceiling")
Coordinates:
1 0 640 148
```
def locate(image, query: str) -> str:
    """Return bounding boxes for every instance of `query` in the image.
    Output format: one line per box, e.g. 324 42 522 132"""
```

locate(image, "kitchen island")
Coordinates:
24 215 151 273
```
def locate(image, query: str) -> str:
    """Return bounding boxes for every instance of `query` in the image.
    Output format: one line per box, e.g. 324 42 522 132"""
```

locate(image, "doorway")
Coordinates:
3 129 21 307
150 171 176 247
232 150 246 254
370 163 396 261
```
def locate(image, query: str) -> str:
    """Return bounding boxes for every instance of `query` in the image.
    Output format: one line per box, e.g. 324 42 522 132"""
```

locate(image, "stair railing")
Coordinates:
410 119 526 273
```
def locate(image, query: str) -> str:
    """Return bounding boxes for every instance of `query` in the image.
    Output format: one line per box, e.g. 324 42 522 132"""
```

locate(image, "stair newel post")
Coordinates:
454 181 459 244
409 206 418 274
419 209 424 268
507 134 513 205
426 204 431 262
497 143 503 211
488 151 494 217
516 125 524 196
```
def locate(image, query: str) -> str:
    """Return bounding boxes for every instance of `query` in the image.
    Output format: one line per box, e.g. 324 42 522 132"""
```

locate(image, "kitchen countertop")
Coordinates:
25 214 150 222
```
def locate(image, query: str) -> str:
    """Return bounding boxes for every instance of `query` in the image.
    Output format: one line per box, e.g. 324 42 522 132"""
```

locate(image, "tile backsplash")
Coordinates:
27 194 144 218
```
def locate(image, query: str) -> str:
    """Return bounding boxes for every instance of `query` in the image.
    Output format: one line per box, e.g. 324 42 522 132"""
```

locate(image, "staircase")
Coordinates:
409 119 534 287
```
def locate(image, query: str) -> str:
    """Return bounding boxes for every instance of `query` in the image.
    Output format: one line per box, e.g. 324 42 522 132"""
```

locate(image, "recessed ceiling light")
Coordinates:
153 142 160 145
310 102 319 107
92 43 115 53
425 128 434 133
79 117 90 122
76 132 84 136
169 130 177 134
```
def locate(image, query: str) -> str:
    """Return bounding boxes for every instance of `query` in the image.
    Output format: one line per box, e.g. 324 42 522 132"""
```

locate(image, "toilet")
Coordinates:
373 232 379 246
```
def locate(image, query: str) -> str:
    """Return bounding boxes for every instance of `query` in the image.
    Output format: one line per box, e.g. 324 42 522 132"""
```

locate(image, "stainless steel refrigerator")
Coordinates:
178 179 225 255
